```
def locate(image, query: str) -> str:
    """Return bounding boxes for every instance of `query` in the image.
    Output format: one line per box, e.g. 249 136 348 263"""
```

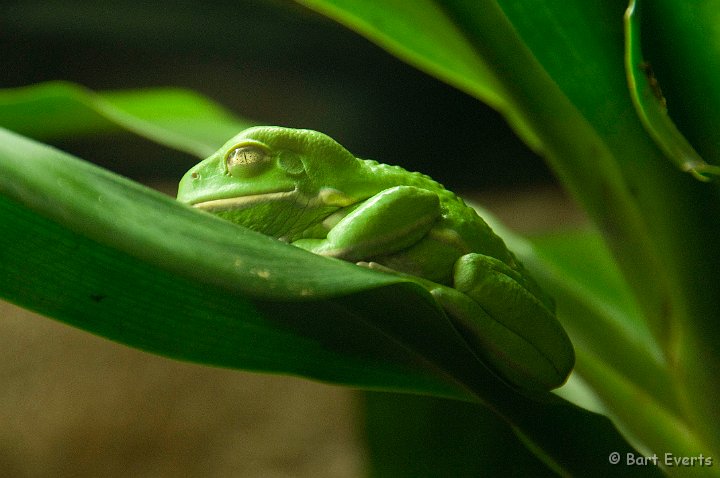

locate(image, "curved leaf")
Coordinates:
639 0 720 168
624 0 720 181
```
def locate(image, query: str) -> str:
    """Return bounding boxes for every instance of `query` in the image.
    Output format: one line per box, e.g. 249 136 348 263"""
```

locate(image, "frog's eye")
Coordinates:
225 144 269 177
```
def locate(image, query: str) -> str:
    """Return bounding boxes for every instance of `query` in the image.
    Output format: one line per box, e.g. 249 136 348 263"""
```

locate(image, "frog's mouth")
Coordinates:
190 188 300 212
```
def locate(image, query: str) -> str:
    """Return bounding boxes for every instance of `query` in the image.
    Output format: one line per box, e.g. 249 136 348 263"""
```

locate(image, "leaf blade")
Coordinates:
0 81 250 156
0 126 480 401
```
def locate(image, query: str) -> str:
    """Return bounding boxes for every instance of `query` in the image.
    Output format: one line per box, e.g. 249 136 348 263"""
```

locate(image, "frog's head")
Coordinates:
177 126 365 238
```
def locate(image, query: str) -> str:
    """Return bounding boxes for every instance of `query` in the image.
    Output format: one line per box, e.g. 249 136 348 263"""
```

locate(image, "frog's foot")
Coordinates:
445 253 574 391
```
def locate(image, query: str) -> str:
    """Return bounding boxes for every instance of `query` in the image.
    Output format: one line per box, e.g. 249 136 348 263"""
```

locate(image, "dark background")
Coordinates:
1 0 551 189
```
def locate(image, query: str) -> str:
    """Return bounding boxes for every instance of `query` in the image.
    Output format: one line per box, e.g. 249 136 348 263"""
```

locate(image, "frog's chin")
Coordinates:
191 188 299 212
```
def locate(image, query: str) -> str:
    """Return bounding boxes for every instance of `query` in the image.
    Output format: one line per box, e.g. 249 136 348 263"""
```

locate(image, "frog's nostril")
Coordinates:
191 172 199 179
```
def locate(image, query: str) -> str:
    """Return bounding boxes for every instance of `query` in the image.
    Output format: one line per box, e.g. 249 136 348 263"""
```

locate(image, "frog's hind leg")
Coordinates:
439 253 574 391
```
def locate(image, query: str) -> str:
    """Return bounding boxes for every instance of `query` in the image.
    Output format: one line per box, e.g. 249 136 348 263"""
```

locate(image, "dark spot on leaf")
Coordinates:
90 293 106 303
640 61 667 109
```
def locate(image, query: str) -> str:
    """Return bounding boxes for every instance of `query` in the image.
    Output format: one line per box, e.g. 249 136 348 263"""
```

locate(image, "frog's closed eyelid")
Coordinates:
225 142 271 177
226 145 265 165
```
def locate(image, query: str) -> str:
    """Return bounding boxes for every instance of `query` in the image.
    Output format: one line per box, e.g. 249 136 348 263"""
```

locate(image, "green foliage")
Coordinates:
2 0 720 476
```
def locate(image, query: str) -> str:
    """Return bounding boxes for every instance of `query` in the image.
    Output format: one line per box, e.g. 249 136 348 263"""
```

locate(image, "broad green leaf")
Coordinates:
623 0 720 456
624 0 720 181
0 126 482 401
0 81 250 156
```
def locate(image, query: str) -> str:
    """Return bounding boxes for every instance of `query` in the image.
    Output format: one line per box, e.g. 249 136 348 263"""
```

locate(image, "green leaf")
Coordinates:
0 81 250 157
624 0 720 181
0 126 484 401
639 0 720 168
294 0 720 344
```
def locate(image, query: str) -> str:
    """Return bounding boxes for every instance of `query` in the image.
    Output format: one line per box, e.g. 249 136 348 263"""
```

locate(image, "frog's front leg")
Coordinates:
292 185 441 261
433 253 574 392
